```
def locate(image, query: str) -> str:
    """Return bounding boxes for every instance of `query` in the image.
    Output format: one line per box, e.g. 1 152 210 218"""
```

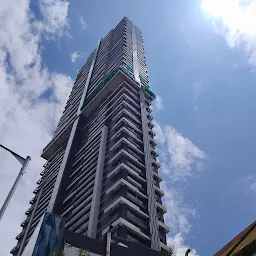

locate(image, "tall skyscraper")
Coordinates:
11 17 169 255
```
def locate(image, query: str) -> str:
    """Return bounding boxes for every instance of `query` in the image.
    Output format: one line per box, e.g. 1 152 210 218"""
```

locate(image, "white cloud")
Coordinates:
192 82 202 112
0 0 72 255
241 176 256 200
80 16 88 31
165 126 206 181
153 121 206 254
155 95 164 110
162 183 196 235
250 181 256 192
153 121 166 145
193 82 202 101
71 51 82 63
168 233 198 256
162 183 198 256
153 96 206 180
37 0 70 38
202 0 256 68
154 123 206 182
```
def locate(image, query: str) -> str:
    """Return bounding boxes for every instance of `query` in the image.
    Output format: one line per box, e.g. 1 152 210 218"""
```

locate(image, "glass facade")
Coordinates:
21 212 65 256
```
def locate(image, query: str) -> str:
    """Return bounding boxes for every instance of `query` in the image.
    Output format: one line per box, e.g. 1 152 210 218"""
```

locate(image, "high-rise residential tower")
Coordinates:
11 17 169 255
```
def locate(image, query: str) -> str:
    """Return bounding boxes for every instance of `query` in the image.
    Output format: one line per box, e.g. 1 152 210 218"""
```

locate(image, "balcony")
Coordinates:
156 201 167 214
151 149 158 157
103 196 148 219
154 185 165 197
127 212 149 232
43 162 48 168
149 130 156 138
33 186 41 194
155 194 162 204
36 177 43 185
107 163 146 184
10 243 20 254
158 220 170 233
160 241 170 253
141 85 156 100
152 160 161 169
154 179 160 188
146 106 152 113
25 206 34 215
139 74 149 84
151 154 157 161
41 120 73 160
81 67 140 119
21 218 29 227
101 217 150 241
29 195 37 204
157 209 164 221
153 171 163 182
149 139 157 147
147 114 153 121
40 169 46 176
16 230 25 240
109 149 145 170
148 121 154 129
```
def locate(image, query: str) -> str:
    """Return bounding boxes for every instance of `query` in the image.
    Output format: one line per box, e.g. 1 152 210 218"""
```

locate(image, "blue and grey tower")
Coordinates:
11 17 169 255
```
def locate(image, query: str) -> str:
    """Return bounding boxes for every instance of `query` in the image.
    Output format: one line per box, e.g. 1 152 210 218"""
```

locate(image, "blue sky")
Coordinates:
1 0 256 255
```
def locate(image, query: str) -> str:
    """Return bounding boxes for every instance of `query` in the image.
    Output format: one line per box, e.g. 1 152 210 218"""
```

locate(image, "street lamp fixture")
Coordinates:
0 144 31 221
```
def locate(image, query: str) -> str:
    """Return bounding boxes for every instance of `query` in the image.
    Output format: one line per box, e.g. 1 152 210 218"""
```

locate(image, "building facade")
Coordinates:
11 17 169 255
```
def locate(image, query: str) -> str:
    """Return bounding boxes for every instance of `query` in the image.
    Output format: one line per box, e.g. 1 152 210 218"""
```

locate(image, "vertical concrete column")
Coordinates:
140 91 160 251
47 40 101 213
18 188 43 256
87 126 108 238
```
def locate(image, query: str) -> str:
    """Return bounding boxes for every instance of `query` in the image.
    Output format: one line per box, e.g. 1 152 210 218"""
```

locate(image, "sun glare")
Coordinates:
201 0 253 34
201 0 240 18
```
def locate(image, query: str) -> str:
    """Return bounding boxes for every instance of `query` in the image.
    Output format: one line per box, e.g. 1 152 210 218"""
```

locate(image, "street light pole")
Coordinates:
185 249 191 256
0 144 31 221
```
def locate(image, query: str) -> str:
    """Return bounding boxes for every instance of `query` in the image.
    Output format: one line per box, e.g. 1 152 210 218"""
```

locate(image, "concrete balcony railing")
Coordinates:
158 220 170 233
41 65 155 160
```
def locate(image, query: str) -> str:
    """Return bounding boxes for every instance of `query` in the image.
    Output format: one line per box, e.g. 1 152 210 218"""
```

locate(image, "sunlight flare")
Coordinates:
201 0 256 36
201 0 238 18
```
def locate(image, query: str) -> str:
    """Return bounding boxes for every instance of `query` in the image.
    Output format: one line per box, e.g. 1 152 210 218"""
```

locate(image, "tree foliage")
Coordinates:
79 248 90 256
166 245 176 256
49 248 90 256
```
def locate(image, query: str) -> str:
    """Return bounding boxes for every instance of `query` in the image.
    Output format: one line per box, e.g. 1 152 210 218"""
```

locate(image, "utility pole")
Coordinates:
0 144 31 221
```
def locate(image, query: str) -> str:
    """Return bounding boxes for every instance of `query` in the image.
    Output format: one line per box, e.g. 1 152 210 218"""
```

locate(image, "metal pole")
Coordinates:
17 188 42 256
0 156 31 221
185 249 191 256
